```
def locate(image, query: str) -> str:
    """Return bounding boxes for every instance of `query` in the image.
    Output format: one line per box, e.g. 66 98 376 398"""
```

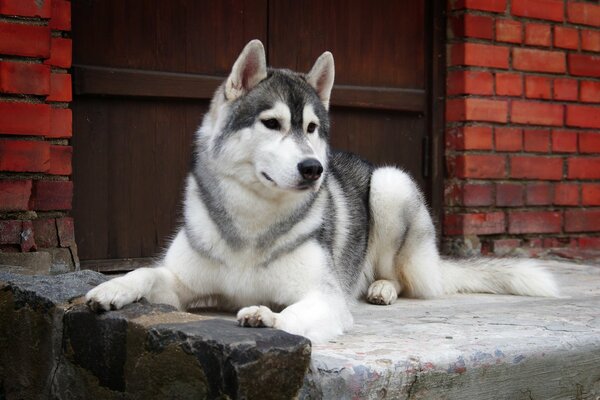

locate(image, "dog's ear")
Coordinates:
307 52 335 110
225 40 267 100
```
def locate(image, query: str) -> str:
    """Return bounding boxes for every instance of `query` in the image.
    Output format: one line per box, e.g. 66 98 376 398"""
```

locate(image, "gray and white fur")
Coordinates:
86 40 558 343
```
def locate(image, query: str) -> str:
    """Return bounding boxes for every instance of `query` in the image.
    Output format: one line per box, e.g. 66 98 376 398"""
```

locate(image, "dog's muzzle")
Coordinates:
297 158 323 183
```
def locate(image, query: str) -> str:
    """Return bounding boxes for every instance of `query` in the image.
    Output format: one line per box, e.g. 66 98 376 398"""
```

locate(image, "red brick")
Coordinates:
542 237 576 249
0 0 51 18
446 125 493 150
444 212 506 236
0 61 50 95
446 98 508 123
496 183 524 206
582 184 600 206
508 211 562 234
445 182 462 206
553 26 579 50
0 140 50 172
47 73 72 102
495 72 522 96
44 38 72 69
524 129 550 152
49 107 72 138
526 182 551 205
553 78 578 101
0 102 50 136
454 154 506 179
20 220 35 252
580 81 600 103
493 238 522 254
567 2 600 27
566 104 600 129
579 237 600 249
554 183 579 206
496 19 522 43
513 48 566 73
463 183 494 206
551 130 578 153
525 76 551 99
579 132 600 154
49 0 71 31
0 22 50 58
0 220 22 244
449 0 506 12
581 29 600 52
0 180 32 211
524 23 551 47
510 156 563 180
450 14 494 40
447 70 493 96
495 127 523 151
568 157 600 179
32 180 73 211
565 209 600 233
510 100 563 126
568 54 600 78
512 0 564 22
56 217 75 247
32 218 59 248
449 43 510 69
48 145 72 176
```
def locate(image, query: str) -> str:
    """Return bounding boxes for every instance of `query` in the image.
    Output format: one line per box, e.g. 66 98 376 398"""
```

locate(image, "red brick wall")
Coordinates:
445 0 600 258
0 0 77 272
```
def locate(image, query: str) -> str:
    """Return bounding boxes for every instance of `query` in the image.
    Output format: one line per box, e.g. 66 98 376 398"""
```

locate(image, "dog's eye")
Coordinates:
307 122 318 133
261 118 281 130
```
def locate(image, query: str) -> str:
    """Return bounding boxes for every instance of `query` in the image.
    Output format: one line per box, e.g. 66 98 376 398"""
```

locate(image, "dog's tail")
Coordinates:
440 258 559 297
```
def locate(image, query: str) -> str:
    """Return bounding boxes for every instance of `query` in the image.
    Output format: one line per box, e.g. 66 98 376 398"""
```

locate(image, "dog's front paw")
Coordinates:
85 280 141 312
237 305 277 328
367 279 398 305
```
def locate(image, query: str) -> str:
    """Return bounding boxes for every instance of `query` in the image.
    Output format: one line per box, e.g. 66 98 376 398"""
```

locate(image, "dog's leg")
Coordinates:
367 279 401 305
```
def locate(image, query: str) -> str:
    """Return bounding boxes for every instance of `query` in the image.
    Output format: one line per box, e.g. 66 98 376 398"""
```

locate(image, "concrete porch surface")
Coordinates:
300 262 600 399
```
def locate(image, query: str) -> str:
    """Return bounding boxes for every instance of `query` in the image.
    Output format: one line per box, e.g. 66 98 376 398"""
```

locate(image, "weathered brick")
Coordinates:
526 182 552 205
579 237 600 249
568 157 600 179
523 129 550 152
496 183 524 207
524 23 551 46
447 125 493 150
462 183 494 206
44 38 72 69
48 107 72 138
554 26 579 50
510 156 563 180
566 104 600 129
512 0 564 22
47 73 72 102
493 238 522 255
447 70 494 96
495 127 523 152
565 209 600 233
20 220 35 251
0 220 22 244
553 78 578 101
49 0 71 31
449 0 506 12
446 98 508 123
454 154 506 179
567 2 600 27
496 19 522 43
513 48 566 74
0 61 51 96
0 140 50 172
56 217 75 247
0 22 50 58
32 218 59 248
568 54 600 78
508 211 562 234
496 72 522 96
579 132 600 154
31 180 73 211
525 76 551 99
449 43 509 69
581 29 600 52
0 180 32 211
450 14 494 40
552 130 578 153
0 102 50 136
580 81 600 103
554 183 579 206
444 212 506 236
48 145 72 176
0 0 51 18
582 184 600 206
511 100 563 126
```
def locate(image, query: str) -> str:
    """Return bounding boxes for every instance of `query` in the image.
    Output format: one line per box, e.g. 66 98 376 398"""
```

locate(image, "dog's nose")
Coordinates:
298 159 323 182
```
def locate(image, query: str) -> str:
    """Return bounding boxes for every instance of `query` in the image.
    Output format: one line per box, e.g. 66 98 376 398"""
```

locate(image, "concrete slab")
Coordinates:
301 263 600 399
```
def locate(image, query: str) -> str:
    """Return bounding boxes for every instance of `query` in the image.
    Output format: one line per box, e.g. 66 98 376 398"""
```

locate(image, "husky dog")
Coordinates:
86 40 558 343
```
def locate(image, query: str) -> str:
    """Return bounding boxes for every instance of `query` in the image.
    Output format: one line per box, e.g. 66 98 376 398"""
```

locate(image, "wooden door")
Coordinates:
72 0 444 271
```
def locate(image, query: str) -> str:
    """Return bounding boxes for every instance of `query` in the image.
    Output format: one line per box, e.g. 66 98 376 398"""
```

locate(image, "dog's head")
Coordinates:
200 40 334 196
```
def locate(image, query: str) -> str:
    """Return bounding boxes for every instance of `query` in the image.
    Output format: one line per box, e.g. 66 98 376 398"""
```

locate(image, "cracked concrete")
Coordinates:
301 262 600 399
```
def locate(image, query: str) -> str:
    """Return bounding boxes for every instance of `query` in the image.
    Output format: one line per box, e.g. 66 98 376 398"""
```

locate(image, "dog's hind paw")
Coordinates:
237 305 277 328
85 280 141 312
367 279 399 305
